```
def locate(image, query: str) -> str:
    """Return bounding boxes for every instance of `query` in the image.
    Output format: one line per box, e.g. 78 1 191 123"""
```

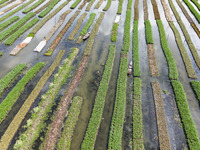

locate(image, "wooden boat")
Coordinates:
83 32 90 40
127 61 132 75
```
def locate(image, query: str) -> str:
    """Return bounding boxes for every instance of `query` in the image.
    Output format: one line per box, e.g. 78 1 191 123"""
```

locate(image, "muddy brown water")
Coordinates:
0 0 200 149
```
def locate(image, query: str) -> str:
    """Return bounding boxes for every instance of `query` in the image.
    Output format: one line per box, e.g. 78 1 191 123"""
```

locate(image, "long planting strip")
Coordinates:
0 12 36 43
151 0 160 19
0 0 35 23
23 0 46 14
156 20 179 80
10 1 70 55
111 23 118 42
144 20 159 76
0 16 19 32
190 0 200 11
0 63 26 97
5 18 40 46
77 13 96 44
35 0 54 13
182 0 200 23
0 51 65 149
13 49 78 150
171 80 200 149
38 0 61 18
143 0 148 20
133 21 141 77
33 10 71 53
94 0 103 9
68 13 87 40
0 0 25 16
176 0 200 38
86 0 96 11
151 81 171 150
160 0 197 79
0 62 44 126
81 44 116 149
133 78 144 149
190 80 200 103
70 0 81 9
56 96 83 150
0 0 7 5
78 0 87 9
108 0 132 149
42 13 105 150
117 0 123 14
134 0 139 20
0 0 17 9
44 11 80 56
168 0 200 69
103 0 111 11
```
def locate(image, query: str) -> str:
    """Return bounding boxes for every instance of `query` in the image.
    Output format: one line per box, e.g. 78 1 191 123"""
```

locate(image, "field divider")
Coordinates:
14 48 79 149
68 12 87 40
81 44 116 149
0 63 26 97
33 10 71 53
0 50 65 149
0 0 35 23
42 12 105 150
44 11 80 56
151 81 171 150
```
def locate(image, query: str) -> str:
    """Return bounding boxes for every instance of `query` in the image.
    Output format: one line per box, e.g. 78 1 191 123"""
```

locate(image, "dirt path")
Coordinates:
151 81 171 150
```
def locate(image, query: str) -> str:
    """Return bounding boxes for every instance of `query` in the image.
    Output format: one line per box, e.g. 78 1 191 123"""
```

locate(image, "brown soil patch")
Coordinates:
191 23 200 38
78 0 87 9
176 0 193 23
151 82 171 150
45 11 80 55
147 44 159 77
160 0 172 22
134 0 139 20
143 0 148 20
43 56 89 150
151 0 160 20
76 35 83 44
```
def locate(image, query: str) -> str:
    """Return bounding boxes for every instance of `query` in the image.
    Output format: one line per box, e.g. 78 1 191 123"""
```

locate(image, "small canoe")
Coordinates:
83 32 90 40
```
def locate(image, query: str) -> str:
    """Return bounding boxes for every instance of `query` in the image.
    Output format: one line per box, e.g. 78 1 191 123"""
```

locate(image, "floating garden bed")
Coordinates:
111 23 118 42
35 0 54 14
0 16 19 32
190 80 200 102
103 0 111 11
86 0 96 11
70 0 81 9
0 0 17 9
80 13 96 36
23 0 46 14
95 0 103 9
78 0 87 9
81 44 116 149
117 0 123 14
0 63 26 97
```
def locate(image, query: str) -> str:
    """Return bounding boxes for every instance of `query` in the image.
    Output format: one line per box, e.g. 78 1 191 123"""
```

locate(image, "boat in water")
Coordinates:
83 32 90 40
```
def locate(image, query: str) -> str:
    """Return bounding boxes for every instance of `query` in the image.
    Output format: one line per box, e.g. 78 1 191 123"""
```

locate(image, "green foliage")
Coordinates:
111 23 118 42
57 96 83 150
14 49 78 150
38 0 60 18
108 57 128 150
0 16 19 32
122 9 131 53
117 0 123 14
5 18 39 46
86 0 96 11
23 0 46 14
133 21 141 77
156 20 178 80
183 0 200 23
0 0 7 5
133 78 144 150
81 45 116 149
190 0 200 11
103 0 111 11
171 80 200 149
144 20 154 44
0 62 44 124
70 0 81 9
29 1 69 35
0 64 26 96
190 81 200 102
80 13 96 36
0 51 2 56
0 12 36 43
0 0 35 23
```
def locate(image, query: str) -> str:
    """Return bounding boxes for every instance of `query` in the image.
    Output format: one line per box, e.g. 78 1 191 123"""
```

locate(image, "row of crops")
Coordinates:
0 0 200 149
